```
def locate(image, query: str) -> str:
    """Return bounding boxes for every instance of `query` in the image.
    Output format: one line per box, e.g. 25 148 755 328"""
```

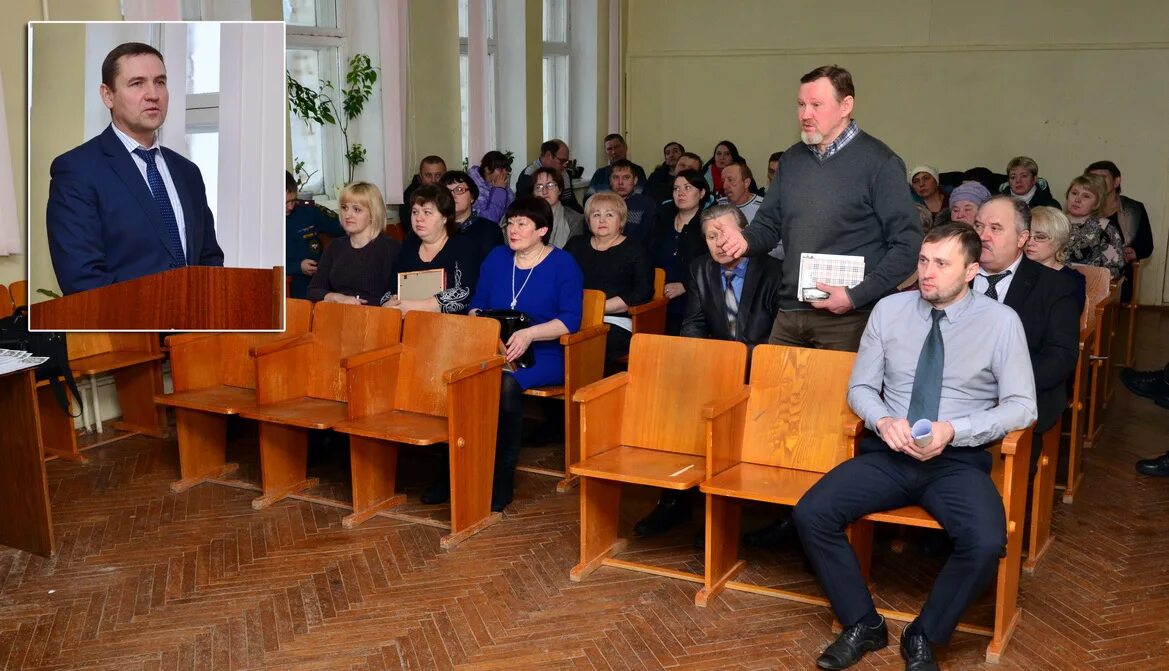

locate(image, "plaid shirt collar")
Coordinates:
808 120 859 161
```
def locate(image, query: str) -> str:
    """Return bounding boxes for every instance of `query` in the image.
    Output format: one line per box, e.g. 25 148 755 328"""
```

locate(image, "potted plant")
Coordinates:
286 54 378 186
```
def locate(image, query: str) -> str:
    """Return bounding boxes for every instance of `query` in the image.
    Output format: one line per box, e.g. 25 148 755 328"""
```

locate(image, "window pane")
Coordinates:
458 0 468 38
542 55 569 142
187 131 219 225
543 0 567 42
460 0 495 41
460 54 470 164
284 0 338 28
187 23 220 95
287 47 332 194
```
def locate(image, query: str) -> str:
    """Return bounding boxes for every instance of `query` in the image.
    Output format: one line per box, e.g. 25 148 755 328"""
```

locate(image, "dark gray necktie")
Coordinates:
983 270 1011 300
723 269 739 338
907 308 945 424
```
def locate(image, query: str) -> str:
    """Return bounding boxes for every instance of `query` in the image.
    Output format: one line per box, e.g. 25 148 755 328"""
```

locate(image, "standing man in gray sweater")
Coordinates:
716 64 921 352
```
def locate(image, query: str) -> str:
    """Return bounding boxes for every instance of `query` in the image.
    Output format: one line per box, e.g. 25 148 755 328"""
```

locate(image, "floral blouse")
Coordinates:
1067 216 1125 280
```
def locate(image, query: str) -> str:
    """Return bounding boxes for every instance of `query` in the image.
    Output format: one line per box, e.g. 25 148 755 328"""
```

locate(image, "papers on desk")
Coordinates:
0 349 48 376
798 253 865 302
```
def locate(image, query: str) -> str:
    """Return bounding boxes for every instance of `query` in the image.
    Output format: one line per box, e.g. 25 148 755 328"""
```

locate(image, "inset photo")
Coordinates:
27 21 286 330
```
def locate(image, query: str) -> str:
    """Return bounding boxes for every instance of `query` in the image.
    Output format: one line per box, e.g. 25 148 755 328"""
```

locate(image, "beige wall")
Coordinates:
405 0 461 172
625 0 1169 305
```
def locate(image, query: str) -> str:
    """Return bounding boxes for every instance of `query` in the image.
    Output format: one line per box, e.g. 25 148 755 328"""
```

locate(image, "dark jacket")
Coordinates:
516 161 584 213
680 255 782 351
1000 257 1081 436
998 178 1061 209
399 174 422 222
645 164 674 204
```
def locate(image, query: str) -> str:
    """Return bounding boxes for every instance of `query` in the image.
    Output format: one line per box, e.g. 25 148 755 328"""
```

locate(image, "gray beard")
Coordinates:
801 130 823 146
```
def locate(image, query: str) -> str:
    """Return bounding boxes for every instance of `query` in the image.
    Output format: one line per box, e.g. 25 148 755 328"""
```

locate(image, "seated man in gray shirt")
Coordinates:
793 223 1036 671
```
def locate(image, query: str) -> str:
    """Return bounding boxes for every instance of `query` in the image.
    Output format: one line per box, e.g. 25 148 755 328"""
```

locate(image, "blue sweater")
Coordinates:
470 246 584 389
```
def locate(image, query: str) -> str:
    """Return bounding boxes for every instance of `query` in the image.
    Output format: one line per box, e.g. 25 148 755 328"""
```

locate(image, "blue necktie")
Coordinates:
133 147 186 266
723 269 739 339
907 308 945 424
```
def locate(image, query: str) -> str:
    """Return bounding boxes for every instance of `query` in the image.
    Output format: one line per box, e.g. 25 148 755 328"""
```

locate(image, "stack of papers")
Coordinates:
797 253 866 302
0 349 48 376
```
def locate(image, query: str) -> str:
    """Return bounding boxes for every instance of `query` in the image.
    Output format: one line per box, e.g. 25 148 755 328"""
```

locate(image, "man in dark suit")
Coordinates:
973 195 1080 466
680 204 782 350
47 42 223 295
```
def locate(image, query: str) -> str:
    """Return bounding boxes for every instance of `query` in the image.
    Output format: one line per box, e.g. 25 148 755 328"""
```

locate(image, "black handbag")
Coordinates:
0 306 83 416
476 309 536 369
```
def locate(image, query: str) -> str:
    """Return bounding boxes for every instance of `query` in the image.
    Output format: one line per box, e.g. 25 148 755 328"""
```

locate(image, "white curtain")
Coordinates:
0 70 18 255
216 22 285 270
122 0 181 20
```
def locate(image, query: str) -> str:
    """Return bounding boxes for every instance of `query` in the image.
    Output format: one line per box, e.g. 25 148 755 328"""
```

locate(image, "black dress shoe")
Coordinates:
900 630 940 671
1136 452 1169 477
1121 366 1169 401
633 493 691 537
816 616 888 670
743 517 796 549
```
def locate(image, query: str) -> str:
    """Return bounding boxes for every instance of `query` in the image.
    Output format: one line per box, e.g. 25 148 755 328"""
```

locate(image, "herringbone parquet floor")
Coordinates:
2 312 1167 670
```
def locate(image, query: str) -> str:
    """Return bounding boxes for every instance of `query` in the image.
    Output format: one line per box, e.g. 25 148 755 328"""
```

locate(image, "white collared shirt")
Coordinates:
109 123 188 256
973 252 1024 303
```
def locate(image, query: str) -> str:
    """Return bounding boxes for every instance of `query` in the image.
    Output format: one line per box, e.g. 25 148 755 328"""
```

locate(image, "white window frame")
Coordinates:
286 3 347 197
460 0 499 164
542 0 570 148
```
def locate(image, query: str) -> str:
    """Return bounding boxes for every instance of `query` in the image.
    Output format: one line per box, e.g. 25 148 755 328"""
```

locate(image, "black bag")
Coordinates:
476 309 535 369
0 306 83 416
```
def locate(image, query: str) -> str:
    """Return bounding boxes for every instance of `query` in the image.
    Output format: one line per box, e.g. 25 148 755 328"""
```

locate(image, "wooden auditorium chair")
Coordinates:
154 298 313 492
237 302 402 510
332 311 504 548
1082 269 1121 450
1120 259 1142 368
9 279 27 308
66 332 168 440
517 289 608 491
0 284 12 317
699 344 1032 664
568 333 747 582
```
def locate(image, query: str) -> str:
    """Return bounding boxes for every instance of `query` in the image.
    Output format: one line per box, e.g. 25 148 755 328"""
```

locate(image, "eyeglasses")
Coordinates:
555 155 570 163
534 183 559 193
1030 233 1052 242
448 185 470 195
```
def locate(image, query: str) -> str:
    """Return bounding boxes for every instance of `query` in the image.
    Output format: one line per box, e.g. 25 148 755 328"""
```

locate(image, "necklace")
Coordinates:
511 246 548 309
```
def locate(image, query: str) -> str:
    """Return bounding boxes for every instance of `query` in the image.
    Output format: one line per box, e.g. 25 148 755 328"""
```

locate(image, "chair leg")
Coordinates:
38 384 82 462
343 436 405 529
558 396 582 493
696 494 744 607
111 363 167 438
570 477 626 581
171 409 238 493
252 423 316 509
847 519 875 581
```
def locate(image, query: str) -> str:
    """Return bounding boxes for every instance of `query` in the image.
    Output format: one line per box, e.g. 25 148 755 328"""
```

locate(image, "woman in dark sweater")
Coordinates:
564 192 654 371
380 185 480 314
650 169 710 335
440 170 505 260
306 182 400 304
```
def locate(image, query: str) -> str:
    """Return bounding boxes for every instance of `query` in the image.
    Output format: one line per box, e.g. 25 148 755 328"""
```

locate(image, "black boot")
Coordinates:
633 490 691 537
743 516 796 549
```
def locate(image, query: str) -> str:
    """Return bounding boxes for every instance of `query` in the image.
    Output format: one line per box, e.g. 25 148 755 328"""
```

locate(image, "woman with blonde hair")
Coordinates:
1025 206 1086 313
1064 173 1125 280
306 181 400 303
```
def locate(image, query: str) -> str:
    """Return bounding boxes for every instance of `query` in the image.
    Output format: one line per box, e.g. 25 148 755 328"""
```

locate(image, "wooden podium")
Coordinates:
30 266 284 330
0 369 54 556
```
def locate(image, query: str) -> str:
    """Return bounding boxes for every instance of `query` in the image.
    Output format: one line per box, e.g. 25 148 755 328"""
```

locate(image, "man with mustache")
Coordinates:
47 42 223 295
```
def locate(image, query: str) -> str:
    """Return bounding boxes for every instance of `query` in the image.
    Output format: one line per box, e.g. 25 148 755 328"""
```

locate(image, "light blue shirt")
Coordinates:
719 257 750 305
847 289 1037 446
109 122 187 256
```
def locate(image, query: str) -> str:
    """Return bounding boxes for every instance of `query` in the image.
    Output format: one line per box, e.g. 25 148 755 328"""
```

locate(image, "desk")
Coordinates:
0 368 54 556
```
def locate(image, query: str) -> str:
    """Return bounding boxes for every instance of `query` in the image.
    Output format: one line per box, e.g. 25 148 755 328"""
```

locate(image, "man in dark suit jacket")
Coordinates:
680 204 782 350
47 42 223 295
974 196 1080 465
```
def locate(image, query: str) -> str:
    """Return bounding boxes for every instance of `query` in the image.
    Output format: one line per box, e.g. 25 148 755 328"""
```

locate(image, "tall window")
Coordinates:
285 0 343 195
459 0 498 164
542 0 569 144
185 23 220 223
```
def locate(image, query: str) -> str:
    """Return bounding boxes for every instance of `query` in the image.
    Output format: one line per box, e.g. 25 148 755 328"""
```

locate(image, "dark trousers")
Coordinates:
492 374 525 504
604 327 632 376
768 309 870 352
793 438 1006 644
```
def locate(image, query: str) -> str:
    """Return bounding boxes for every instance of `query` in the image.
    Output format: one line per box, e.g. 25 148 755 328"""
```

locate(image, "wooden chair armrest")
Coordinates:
993 427 1031 457
843 416 865 437
560 323 609 346
165 333 217 348
252 333 314 357
443 354 507 384
573 372 629 404
703 386 750 419
343 344 404 370
626 297 668 316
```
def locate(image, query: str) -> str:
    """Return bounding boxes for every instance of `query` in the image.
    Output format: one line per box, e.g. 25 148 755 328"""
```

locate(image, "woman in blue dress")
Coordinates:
468 197 583 511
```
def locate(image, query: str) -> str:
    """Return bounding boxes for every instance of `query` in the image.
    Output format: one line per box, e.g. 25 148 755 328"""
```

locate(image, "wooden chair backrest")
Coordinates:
0 284 12 318
216 298 314 388
67 332 159 360
581 289 605 328
622 333 747 456
1072 264 1110 331
653 268 665 299
395 311 501 417
9 280 27 308
308 302 402 401
740 345 858 473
